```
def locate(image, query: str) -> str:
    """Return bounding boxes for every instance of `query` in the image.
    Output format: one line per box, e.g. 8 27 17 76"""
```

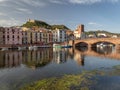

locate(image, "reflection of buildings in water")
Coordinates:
53 48 67 64
67 48 74 59
0 48 53 69
74 53 84 66
0 51 22 68
22 48 53 69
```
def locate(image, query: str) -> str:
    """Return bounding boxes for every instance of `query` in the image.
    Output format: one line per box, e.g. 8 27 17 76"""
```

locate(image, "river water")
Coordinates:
0 46 120 90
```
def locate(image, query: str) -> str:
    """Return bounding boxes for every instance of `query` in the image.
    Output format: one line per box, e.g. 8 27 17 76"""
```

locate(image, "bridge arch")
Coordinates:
73 38 120 49
75 42 88 52
75 42 88 47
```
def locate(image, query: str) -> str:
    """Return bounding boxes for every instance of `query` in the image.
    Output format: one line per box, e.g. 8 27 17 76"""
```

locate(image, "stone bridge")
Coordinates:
67 38 120 49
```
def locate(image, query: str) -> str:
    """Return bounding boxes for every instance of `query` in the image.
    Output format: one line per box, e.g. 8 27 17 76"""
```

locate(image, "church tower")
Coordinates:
74 24 85 39
77 24 84 34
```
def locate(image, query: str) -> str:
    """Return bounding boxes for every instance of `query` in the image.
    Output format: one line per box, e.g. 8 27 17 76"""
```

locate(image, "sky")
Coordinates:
0 0 120 33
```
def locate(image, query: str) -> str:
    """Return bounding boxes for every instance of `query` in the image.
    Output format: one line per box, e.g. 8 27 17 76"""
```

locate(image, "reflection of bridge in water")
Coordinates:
69 46 120 60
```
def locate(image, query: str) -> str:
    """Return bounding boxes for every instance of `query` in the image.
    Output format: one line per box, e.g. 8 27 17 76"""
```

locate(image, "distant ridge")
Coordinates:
85 30 120 36
51 25 69 30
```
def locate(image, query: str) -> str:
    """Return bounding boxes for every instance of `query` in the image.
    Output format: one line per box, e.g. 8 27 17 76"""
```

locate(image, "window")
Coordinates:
3 31 5 34
7 35 9 38
3 35 5 38
12 29 15 34
17 36 19 39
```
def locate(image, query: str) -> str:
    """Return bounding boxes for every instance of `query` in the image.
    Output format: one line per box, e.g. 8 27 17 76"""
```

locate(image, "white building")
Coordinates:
97 33 107 37
53 28 66 42
88 34 95 38
112 35 118 38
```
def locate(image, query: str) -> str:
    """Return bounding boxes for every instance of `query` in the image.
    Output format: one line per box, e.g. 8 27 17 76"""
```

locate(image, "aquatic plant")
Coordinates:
20 71 97 90
20 65 120 90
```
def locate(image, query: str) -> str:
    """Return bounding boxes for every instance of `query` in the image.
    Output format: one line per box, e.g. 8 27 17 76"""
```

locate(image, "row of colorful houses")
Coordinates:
0 27 69 45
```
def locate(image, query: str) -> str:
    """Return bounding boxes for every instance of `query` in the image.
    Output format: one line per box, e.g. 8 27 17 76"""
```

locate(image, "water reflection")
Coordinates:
0 45 120 69
0 49 53 69
22 48 53 69
0 51 22 68
76 46 88 52
76 45 120 60
0 48 85 69
93 46 115 55
53 48 67 64
0 46 120 90
74 54 85 66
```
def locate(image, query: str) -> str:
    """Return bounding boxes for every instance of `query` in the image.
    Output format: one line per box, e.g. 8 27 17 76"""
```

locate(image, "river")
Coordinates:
0 46 120 90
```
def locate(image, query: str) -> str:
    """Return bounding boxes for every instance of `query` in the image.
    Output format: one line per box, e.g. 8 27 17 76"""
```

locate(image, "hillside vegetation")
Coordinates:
22 20 70 30
85 30 120 36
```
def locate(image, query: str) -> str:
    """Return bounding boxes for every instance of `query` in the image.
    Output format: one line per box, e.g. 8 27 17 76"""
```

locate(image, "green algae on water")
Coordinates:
20 65 120 90
20 72 97 90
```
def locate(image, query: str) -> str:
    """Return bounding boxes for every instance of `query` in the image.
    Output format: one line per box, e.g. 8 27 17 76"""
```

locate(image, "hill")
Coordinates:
22 20 51 29
51 25 69 30
22 19 70 30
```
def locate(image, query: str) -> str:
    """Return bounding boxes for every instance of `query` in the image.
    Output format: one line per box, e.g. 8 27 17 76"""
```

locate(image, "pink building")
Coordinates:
4 27 23 45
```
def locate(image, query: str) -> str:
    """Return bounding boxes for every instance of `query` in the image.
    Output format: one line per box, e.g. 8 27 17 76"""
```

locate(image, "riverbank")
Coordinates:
0 44 53 51
0 44 72 51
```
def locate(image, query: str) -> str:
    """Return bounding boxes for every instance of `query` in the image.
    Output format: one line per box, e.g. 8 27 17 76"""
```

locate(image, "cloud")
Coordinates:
49 0 120 5
49 0 65 4
0 0 47 7
0 0 6 2
0 12 6 16
68 0 119 4
88 22 102 27
0 0 119 8
16 8 32 14
0 18 23 27
109 0 119 3
19 0 47 7
68 0 102 4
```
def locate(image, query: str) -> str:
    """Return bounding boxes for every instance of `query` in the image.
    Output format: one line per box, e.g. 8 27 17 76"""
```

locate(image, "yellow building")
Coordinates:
21 27 53 45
